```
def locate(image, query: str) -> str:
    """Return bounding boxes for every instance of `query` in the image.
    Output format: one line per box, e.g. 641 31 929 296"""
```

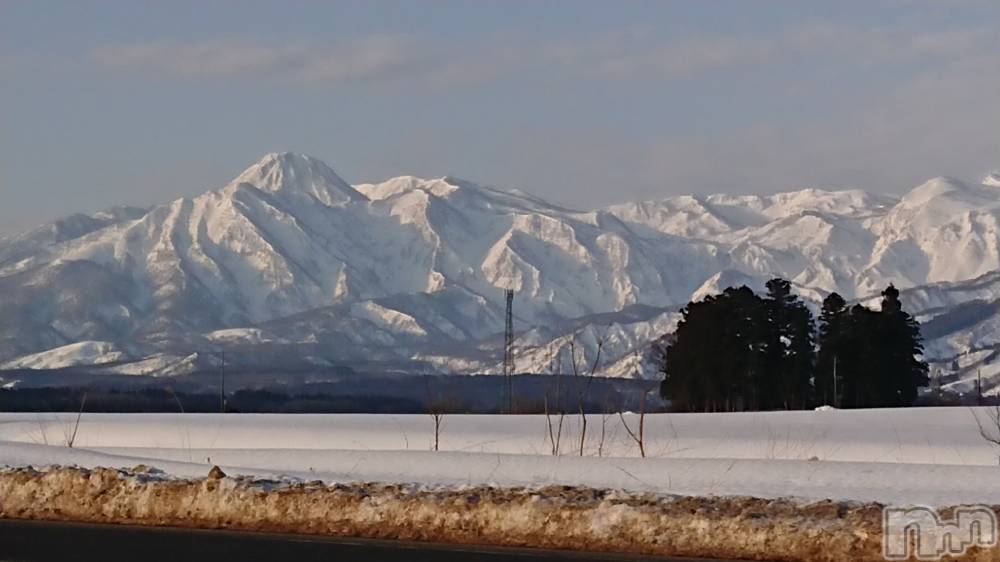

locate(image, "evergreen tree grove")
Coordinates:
659 280 928 411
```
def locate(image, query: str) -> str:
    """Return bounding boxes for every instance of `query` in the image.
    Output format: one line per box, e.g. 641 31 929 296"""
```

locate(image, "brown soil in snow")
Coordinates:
0 466 996 561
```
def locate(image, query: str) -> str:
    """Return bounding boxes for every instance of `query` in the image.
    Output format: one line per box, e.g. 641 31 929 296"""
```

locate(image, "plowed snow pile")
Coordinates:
2 408 1000 560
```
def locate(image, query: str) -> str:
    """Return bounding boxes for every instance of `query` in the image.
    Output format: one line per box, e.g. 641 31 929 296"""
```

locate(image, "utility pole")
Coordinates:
220 351 226 414
503 289 515 414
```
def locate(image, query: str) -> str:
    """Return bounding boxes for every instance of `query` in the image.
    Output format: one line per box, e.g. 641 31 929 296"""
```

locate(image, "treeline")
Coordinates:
0 388 423 413
659 279 928 412
0 375 658 414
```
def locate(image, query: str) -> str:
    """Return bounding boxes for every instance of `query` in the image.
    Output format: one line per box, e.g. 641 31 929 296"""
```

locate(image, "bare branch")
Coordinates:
424 376 445 452
573 330 608 456
598 399 611 458
619 390 648 458
543 347 566 456
589 334 607 377
66 391 87 449
167 386 186 414
973 406 1000 447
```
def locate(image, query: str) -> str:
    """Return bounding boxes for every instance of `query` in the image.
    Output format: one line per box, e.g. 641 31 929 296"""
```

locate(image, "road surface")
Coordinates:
0 519 743 562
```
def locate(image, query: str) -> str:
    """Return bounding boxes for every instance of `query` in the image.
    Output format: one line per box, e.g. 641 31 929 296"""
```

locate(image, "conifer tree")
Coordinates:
815 292 847 407
661 286 767 411
763 278 815 409
876 284 929 406
841 304 879 407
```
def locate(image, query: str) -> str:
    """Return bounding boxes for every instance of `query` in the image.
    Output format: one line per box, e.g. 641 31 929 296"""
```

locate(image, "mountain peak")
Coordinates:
229 152 367 205
355 176 461 201
984 171 1000 188
898 176 976 207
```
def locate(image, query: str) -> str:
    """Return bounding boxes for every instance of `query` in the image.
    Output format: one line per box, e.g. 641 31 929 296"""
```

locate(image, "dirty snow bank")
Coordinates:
0 465 918 562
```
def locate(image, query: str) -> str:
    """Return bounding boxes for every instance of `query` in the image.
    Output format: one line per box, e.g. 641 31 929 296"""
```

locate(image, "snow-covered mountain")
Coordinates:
3 153 1000 391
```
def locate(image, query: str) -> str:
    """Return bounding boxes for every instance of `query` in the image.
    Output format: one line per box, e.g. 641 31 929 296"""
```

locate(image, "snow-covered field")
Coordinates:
2 407 999 507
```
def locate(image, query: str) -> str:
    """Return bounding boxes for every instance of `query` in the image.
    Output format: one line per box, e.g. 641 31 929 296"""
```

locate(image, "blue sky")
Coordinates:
2 1 999 233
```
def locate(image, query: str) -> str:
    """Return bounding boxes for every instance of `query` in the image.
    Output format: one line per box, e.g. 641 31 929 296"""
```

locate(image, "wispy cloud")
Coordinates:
541 23 996 79
411 23 999 87
294 36 422 84
84 22 998 90
90 36 424 85
91 41 287 76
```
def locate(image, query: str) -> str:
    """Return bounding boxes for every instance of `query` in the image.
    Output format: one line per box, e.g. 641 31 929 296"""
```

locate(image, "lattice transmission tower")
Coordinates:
503 289 515 414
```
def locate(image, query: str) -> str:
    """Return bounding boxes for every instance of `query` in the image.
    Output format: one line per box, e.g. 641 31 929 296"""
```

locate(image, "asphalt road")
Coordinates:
0 519 739 562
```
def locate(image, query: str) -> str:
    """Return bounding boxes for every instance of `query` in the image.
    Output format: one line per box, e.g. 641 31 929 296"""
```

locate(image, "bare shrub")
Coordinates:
544 349 566 456
973 405 1000 465
619 389 648 458
26 414 51 446
425 376 446 452
569 333 607 456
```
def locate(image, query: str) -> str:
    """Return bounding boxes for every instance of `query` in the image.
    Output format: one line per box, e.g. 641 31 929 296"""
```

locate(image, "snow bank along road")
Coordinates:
3 407 1000 561
0 466 894 561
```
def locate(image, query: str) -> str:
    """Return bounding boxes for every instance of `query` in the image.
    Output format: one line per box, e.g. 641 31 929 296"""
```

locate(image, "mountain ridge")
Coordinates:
3 153 1000 391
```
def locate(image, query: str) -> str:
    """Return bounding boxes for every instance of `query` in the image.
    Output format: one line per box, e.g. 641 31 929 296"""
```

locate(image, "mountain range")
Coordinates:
3 152 1000 394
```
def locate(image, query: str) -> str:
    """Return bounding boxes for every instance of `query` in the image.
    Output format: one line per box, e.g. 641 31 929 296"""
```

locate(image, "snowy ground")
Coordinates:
2 407 1000 507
